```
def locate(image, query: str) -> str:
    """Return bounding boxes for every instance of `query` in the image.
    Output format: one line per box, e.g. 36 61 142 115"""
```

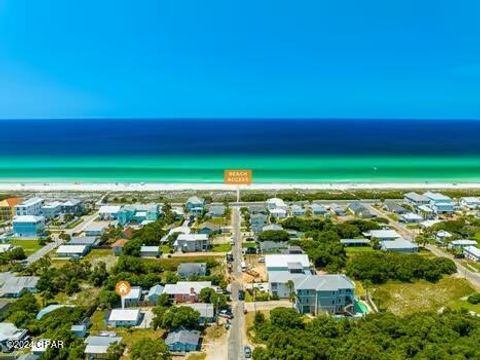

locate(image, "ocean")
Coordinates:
0 119 479 183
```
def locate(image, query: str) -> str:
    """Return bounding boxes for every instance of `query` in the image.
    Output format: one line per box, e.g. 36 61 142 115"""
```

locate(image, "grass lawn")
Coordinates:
242 241 257 248
160 244 172 254
186 353 207 360
207 217 227 225
211 243 232 252
10 239 42 255
83 249 117 269
245 310 270 343
66 218 83 229
371 276 475 316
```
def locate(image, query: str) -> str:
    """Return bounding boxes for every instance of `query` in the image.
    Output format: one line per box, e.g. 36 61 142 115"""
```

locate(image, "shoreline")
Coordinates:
2 181 480 192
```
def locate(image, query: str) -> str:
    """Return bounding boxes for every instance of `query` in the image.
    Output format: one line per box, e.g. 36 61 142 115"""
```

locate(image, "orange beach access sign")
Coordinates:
115 280 131 297
224 169 252 185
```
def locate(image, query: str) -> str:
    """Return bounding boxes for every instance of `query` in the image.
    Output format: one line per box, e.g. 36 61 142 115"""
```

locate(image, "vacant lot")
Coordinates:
371 275 476 316
10 239 42 255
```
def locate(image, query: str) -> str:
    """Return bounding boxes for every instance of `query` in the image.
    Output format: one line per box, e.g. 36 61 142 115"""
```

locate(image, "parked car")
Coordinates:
244 346 252 358
219 309 233 319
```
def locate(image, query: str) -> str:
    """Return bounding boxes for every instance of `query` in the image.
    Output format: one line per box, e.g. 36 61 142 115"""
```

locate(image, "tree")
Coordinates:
90 261 109 286
162 306 200 329
152 306 168 330
286 280 296 308
106 342 126 360
257 230 290 242
130 338 170 360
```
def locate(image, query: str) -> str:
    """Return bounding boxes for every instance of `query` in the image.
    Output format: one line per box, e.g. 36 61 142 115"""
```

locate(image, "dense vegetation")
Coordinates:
252 308 480 360
257 230 290 242
346 252 457 283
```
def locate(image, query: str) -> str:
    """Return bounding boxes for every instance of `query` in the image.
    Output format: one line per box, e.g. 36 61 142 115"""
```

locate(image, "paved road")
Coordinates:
228 206 244 360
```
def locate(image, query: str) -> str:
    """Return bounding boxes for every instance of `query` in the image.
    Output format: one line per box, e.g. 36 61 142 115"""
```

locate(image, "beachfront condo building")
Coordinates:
12 215 45 237
15 197 44 216
0 197 22 222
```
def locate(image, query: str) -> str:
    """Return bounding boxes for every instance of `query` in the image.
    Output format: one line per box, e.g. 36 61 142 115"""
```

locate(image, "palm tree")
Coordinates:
287 280 296 308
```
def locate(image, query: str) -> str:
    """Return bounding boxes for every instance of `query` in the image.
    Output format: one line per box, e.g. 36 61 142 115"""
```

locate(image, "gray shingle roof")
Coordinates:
165 329 201 346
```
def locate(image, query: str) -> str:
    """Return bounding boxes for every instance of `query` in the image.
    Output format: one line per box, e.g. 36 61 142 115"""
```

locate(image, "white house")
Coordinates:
448 239 478 249
56 245 89 259
98 205 122 220
364 229 400 241
174 234 209 252
400 213 423 224
381 238 419 253
107 309 141 327
269 208 288 218
140 246 160 258
435 230 452 243
460 197 480 209
266 198 288 210
464 246 480 262
123 286 142 307
404 192 430 207
265 254 311 273
15 197 44 216
84 335 122 359
0 322 28 352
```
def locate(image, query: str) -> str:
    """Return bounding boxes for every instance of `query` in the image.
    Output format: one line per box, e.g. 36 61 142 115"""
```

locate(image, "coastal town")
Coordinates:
0 189 479 359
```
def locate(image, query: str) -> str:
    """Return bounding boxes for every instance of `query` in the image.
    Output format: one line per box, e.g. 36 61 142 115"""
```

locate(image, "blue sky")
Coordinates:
0 0 479 119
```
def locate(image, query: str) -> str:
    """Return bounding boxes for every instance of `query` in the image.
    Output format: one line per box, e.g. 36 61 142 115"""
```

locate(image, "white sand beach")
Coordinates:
1 182 480 192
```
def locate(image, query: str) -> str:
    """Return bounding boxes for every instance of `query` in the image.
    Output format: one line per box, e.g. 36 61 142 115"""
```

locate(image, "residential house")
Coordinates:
174 234 209 252
85 224 107 237
265 254 311 273
177 263 207 277
266 198 288 211
0 197 22 222
61 199 84 215
12 215 45 237
0 244 13 253
448 240 478 250
0 276 39 298
15 197 44 216
460 197 480 210
111 239 128 256
140 246 160 258
163 281 214 303
165 329 201 353
71 324 87 338
400 212 423 224
250 213 268 234
146 285 165 304
36 304 75 320
186 196 205 215
68 236 98 249
435 230 452 243
417 205 435 220
56 245 89 259
329 203 345 216
293 274 355 315
347 201 374 218
290 204 305 216
284 245 304 254
310 203 327 216
98 205 122 220
197 222 221 236
259 241 288 254
41 201 63 219
269 208 288 219
381 238 419 253
383 200 407 214
84 335 122 359
364 229 401 241
117 204 160 226
172 207 185 220
404 192 430 207
424 192 454 214
0 322 28 352
107 309 141 327
123 287 142 307
464 246 480 262
206 205 225 218
340 239 371 247
262 224 283 232
182 303 215 323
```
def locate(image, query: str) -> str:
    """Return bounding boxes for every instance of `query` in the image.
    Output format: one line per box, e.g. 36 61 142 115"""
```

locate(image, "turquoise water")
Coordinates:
1 119 480 183
0 155 479 183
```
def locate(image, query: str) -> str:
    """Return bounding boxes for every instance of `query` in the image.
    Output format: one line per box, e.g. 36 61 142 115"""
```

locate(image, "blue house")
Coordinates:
423 192 454 214
12 216 45 237
186 196 205 214
146 284 165 304
71 324 87 338
165 329 201 352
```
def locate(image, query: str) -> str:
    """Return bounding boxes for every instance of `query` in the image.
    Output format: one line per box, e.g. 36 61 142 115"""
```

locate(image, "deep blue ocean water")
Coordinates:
1 119 480 156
